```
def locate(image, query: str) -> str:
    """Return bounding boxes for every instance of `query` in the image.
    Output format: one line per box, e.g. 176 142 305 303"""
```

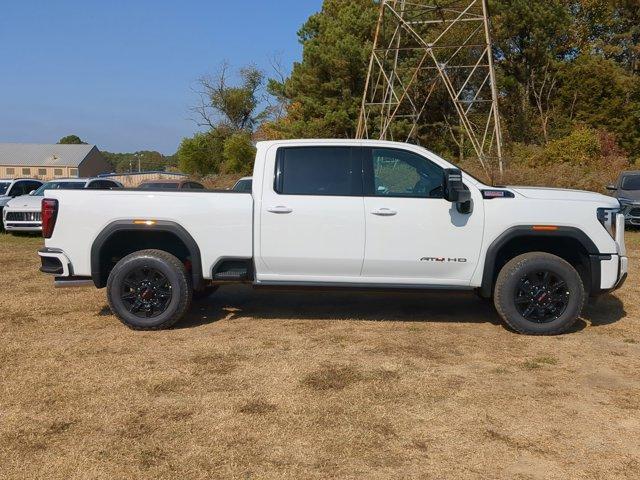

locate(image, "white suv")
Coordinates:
0 178 43 228
3 178 122 232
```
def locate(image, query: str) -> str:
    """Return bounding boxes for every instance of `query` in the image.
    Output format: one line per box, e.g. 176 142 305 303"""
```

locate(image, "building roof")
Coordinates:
0 143 97 167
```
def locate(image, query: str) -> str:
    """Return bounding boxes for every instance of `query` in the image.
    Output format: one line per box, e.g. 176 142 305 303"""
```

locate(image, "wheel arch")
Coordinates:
479 226 601 298
90 220 203 289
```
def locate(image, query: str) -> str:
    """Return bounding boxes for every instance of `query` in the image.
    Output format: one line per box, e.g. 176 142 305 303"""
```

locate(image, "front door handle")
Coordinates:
371 208 397 216
267 206 293 214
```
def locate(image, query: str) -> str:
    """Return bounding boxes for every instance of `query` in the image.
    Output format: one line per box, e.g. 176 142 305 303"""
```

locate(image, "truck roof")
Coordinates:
256 139 423 148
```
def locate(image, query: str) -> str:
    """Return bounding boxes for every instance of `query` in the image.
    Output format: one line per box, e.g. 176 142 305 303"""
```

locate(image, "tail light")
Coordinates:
41 198 58 239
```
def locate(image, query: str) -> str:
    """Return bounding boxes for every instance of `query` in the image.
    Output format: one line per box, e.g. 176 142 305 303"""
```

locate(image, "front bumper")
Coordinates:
620 202 640 227
3 209 42 232
597 213 628 292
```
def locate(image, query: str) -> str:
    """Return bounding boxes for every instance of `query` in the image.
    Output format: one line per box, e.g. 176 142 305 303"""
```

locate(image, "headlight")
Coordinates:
597 207 619 238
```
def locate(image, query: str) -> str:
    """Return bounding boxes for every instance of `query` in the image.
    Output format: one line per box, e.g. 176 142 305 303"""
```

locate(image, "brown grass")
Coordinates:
1 231 640 479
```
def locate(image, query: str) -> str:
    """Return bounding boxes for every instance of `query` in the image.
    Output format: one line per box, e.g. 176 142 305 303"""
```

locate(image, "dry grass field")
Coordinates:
1 232 639 479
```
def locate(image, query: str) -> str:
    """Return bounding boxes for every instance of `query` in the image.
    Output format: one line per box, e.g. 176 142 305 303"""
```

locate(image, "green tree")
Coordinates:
58 134 87 144
262 0 378 139
192 64 267 132
222 132 256 175
554 56 640 154
177 129 226 176
180 63 265 176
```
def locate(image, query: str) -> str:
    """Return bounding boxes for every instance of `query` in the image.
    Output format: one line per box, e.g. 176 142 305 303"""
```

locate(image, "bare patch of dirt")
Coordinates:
1 231 639 479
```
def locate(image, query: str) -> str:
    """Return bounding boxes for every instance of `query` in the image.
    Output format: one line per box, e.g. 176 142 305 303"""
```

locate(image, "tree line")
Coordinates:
66 1 640 187
176 0 638 188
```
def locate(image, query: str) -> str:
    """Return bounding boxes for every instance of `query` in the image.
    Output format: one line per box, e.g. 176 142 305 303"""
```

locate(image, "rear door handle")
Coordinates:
267 206 293 214
371 208 397 216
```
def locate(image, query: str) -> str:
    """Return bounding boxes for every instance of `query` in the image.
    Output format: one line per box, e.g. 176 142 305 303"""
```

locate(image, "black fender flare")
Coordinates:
90 220 203 289
479 225 602 298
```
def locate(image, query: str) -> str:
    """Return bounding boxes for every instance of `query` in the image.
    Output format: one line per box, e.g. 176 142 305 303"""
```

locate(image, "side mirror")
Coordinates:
606 185 617 191
443 168 472 214
28 190 35 196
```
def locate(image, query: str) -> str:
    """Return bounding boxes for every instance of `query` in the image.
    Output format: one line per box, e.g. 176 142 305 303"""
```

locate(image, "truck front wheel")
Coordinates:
493 252 586 335
107 249 192 330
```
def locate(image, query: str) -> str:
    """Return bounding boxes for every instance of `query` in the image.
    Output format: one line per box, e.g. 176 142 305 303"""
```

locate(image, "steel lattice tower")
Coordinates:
356 0 503 176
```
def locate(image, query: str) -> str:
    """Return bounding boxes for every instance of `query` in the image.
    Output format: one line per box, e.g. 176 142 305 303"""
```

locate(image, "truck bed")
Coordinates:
44 189 253 280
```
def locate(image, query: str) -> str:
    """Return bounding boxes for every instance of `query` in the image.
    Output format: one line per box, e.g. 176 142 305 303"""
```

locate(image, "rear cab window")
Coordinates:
274 147 362 196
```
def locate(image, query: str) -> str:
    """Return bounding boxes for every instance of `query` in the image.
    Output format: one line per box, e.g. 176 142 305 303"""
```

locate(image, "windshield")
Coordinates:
139 183 179 189
33 181 87 196
0 182 10 195
621 175 640 191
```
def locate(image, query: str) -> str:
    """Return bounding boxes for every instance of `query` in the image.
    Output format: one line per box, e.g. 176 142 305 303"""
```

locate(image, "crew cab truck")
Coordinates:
38 140 628 335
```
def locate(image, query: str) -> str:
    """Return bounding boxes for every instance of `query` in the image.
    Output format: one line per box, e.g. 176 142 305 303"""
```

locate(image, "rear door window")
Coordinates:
275 147 362 196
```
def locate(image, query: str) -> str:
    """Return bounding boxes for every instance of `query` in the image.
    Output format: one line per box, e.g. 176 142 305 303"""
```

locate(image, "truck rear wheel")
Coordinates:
107 249 192 330
493 252 585 335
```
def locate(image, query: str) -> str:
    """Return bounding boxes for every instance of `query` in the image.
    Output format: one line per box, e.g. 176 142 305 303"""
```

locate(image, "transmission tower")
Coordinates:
356 0 504 176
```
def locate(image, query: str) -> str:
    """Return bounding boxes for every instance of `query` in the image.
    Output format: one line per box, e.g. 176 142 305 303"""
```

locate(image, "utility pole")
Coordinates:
357 0 504 177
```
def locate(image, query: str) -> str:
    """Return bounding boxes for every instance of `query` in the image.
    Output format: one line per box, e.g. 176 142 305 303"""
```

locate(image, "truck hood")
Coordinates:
5 194 41 211
616 189 640 203
510 186 619 207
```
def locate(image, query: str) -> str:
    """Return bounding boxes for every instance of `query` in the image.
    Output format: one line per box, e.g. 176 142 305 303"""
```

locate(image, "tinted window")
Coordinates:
365 148 444 198
139 182 179 190
622 175 640 190
33 181 86 196
0 182 9 195
87 180 119 190
8 182 25 196
233 179 252 192
185 182 205 190
25 181 42 193
276 147 361 196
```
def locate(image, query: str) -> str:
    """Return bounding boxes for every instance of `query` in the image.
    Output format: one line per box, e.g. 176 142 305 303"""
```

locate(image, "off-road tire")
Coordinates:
494 252 586 335
107 249 192 330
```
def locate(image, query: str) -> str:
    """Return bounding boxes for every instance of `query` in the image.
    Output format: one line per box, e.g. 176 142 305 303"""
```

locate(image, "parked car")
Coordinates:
3 178 122 232
231 177 252 192
39 139 627 335
138 179 205 190
0 178 43 226
607 171 640 227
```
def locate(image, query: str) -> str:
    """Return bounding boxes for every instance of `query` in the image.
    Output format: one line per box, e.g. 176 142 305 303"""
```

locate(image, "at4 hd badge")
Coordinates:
420 257 468 263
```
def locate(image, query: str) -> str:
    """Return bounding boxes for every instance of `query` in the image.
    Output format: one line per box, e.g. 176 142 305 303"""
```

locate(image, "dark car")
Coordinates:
607 171 640 227
138 179 205 190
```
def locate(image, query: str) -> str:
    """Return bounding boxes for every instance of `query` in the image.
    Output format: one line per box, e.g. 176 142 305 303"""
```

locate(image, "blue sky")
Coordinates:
0 0 319 154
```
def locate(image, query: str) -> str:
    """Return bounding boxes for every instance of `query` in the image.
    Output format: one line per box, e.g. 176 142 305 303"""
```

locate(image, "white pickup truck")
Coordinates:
38 139 628 334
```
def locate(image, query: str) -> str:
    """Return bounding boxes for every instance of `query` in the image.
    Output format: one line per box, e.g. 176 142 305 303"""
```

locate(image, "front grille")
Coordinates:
628 207 640 217
6 211 41 222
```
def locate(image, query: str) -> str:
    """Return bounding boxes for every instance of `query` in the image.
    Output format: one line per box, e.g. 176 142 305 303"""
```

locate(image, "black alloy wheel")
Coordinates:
514 270 570 323
493 252 586 335
107 249 192 330
120 266 173 318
